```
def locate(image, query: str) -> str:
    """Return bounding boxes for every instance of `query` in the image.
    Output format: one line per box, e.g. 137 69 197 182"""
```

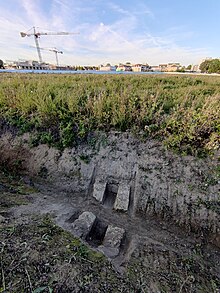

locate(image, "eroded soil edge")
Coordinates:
0 131 219 292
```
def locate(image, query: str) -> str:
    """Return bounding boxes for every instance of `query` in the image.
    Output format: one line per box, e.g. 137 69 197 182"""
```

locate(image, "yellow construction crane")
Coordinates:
20 26 79 63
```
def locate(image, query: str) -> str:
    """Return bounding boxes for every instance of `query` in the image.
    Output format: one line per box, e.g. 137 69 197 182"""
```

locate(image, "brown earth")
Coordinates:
0 130 219 292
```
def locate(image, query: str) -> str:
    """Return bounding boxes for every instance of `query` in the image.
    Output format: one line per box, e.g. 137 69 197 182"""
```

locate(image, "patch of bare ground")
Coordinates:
0 130 220 292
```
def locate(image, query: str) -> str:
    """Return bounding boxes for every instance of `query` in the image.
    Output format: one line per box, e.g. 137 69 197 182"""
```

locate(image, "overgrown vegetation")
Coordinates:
200 58 220 74
0 73 219 155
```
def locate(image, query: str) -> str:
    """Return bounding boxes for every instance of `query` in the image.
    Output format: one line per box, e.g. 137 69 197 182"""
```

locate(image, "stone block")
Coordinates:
99 225 125 257
114 183 130 211
72 211 96 238
93 181 106 202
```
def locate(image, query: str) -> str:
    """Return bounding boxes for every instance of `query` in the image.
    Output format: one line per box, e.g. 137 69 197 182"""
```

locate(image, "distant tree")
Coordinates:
199 60 211 73
0 59 4 69
186 65 192 70
200 59 220 73
208 59 220 73
177 67 185 72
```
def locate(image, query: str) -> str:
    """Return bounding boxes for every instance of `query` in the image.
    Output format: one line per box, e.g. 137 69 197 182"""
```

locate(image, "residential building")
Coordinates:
132 63 151 72
167 63 181 72
159 63 181 72
159 64 168 72
191 64 200 72
151 65 161 72
116 64 132 71
99 64 116 71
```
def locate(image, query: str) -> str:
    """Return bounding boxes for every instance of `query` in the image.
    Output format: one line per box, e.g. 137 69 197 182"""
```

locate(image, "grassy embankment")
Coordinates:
0 73 219 156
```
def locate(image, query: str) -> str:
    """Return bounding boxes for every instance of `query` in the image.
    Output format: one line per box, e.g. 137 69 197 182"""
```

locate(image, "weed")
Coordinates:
79 154 90 164
0 74 219 155
201 200 220 214
38 166 48 179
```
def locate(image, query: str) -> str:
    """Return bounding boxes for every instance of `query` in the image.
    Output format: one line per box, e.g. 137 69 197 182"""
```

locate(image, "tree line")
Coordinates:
199 59 220 73
0 59 4 69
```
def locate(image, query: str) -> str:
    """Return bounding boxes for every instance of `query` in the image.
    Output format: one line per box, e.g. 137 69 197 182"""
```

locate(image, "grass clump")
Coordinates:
0 73 219 154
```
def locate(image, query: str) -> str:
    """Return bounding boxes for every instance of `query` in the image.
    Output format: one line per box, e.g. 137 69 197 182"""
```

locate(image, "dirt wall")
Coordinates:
0 131 219 246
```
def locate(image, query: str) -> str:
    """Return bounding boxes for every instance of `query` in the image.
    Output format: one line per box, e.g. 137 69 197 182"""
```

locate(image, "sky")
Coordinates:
0 0 219 66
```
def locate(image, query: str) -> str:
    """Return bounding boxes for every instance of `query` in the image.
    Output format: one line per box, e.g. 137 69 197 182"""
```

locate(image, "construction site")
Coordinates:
3 26 79 70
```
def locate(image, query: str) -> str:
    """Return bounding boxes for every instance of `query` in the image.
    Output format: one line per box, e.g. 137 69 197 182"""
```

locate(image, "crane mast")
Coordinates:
30 46 63 66
55 51 59 66
46 48 63 66
33 27 43 63
20 26 79 63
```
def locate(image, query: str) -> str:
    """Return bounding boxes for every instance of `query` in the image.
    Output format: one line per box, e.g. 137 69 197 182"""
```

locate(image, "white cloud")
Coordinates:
21 0 49 28
0 0 209 66
108 1 154 19
108 2 133 17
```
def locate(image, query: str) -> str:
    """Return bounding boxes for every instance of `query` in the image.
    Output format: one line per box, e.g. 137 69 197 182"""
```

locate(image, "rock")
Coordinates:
72 211 96 239
93 181 106 203
103 225 125 248
21 176 34 187
0 183 8 192
99 225 125 257
98 246 120 258
0 215 5 223
114 183 130 211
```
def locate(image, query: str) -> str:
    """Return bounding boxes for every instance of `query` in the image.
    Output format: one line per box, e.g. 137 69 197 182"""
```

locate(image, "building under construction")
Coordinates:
4 60 77 71
5 60 51 70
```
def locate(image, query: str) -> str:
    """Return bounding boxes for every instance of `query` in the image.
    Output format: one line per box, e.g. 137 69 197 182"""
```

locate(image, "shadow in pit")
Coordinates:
103 182 118 208
86 218 108 247
65 210 81 223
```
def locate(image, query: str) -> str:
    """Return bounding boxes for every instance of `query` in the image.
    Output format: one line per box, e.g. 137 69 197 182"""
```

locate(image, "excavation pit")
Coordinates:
86 218 108 247
66 210 81 223
103 182 118 208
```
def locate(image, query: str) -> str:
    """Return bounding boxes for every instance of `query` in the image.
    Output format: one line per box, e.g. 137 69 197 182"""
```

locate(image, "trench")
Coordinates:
0 131 220 289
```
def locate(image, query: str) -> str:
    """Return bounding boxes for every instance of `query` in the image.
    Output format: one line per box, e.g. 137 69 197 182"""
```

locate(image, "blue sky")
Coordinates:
0 0 219 66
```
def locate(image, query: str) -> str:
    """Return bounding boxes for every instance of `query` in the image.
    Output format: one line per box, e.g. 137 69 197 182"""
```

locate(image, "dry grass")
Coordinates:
0 73 219 155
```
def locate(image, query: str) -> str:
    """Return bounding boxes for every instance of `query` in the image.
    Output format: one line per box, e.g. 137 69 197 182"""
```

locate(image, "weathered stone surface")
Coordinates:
98 246 120 258
0 215 5 223
114 183 130 211
72 211 96 238
93 181 106 202
99 225 125 257
103 225 125 248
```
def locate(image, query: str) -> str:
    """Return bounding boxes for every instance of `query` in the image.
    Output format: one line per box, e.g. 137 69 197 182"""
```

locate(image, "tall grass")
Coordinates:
0 73 219 155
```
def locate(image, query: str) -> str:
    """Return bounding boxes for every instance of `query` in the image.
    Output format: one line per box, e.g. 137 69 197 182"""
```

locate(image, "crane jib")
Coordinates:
20 27 79 64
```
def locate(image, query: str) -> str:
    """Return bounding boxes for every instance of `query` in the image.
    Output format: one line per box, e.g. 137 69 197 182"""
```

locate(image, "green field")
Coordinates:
0 73 219 155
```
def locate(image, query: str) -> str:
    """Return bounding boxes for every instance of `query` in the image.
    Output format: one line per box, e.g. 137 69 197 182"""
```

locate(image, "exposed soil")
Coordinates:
0 130 220 292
